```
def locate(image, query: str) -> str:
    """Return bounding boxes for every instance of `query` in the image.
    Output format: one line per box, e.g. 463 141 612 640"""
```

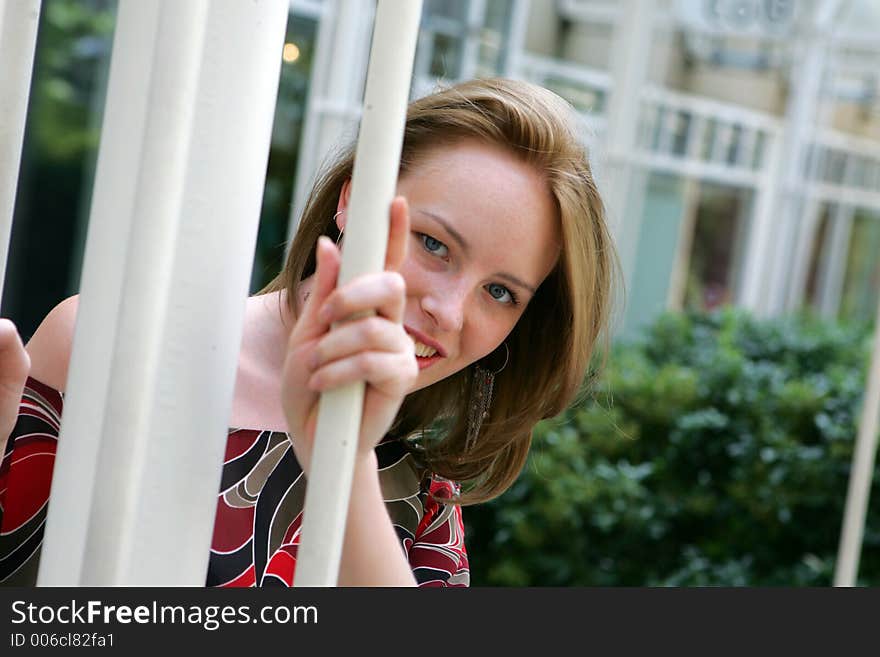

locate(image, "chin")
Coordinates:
410 367 448 393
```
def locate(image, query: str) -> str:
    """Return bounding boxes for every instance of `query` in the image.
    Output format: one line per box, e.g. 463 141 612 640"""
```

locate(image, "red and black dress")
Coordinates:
0 377 469 586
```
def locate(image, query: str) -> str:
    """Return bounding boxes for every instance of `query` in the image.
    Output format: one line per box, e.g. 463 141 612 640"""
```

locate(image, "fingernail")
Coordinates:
314 237 327 267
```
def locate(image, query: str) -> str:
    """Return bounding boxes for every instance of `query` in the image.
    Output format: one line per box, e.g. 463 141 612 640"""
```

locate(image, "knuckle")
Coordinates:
362 317 386 342
357 352 377 373
326 293 344 316
292 341 314 364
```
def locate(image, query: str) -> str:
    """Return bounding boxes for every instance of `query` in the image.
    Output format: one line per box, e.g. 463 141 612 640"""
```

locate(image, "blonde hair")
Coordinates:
260 78 617 504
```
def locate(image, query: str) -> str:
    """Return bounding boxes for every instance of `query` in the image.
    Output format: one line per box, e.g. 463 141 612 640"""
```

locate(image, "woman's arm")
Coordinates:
337 452 417 586
282 198 420 585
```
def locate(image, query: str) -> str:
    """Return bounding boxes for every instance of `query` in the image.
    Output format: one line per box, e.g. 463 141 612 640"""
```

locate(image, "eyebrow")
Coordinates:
421 210 469 253
495 273 537 296
419 210 538 295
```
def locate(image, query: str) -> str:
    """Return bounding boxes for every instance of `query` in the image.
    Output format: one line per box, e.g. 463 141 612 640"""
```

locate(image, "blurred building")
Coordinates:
5 0 880 339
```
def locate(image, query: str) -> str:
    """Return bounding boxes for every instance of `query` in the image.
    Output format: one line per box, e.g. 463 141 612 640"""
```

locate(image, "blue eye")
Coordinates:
486 283 517 305
420 233 449 257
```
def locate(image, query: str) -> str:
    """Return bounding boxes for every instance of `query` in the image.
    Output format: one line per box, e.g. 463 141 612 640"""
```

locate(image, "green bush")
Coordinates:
465 308 880 586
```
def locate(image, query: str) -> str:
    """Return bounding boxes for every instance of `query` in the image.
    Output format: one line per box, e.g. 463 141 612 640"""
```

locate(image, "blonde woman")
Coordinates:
0 78 616 586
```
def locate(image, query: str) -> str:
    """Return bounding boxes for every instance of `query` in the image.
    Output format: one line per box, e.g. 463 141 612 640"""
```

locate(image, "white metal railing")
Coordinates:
1 0 421 588
5 0 879 588
293 0 421 587
0 0 42 294
287 0 374 241
37 0 290 586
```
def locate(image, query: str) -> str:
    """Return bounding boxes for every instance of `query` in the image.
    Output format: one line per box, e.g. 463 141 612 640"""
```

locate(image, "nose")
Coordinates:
420 285 466 333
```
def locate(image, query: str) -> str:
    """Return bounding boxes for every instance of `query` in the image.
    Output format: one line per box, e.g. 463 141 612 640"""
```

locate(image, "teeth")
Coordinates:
412 340 437 358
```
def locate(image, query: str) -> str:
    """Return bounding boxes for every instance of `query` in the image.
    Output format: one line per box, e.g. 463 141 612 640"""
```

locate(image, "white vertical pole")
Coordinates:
710 122 732 164
666 178 700 311
738 130 782 314
760 2 837 315
738 126 757 170
834 289 880 586
38 0 288 586
502 0 530 77
601 0 655 265
686 115 708 163
817 204 854 317
0 0 41 294
460 0 486 79
287 0 375 241
815 154 855 317
294 0 422 587
785 198 824 309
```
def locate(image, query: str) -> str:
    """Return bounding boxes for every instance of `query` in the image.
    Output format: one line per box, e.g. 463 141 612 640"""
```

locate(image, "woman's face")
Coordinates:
383 139 561 392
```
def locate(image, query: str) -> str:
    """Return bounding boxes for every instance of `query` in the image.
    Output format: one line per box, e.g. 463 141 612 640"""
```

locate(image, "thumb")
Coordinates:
292 236 340 342
385 196 409 272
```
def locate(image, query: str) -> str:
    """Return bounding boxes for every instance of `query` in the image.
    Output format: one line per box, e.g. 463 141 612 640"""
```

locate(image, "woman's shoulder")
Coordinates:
23 291 284 396
25 295 79 393
21 292 291 432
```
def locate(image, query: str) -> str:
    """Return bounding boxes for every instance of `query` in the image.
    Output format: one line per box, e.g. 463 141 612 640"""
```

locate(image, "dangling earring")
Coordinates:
465 343 509 452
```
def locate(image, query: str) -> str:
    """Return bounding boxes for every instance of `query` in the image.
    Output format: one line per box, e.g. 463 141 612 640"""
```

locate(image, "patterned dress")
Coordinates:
0 377 469 586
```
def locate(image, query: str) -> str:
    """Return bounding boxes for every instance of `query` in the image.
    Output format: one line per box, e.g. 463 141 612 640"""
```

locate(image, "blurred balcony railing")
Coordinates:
635 86 779 188
518 52 778 189
806 130 880 208
515 51 880 215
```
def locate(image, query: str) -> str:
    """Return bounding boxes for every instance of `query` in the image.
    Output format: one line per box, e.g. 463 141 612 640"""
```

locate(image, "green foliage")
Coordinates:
31 0 116 162
465 308 879 586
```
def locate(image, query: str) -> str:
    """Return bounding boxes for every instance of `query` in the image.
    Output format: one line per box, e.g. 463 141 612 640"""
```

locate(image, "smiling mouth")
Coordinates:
413 340 438 358
406 332 444 370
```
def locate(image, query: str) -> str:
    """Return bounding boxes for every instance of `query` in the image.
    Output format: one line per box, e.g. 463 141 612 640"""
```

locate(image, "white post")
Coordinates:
738 126 757 170
294 0 422 587
287 0 375 241
0 0 41 294
760 3 836 315
785 197 824 309
666 178 700 311
601 0 655 284
834 289 880 586
38 0 288 586
738 129 782 314
502 0 530 77
816 204 854 317
812 153 854 317
459 0 486 80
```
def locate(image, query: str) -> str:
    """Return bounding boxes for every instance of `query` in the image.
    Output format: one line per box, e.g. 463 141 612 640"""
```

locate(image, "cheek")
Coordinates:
398 256 428 295
460 314 518 363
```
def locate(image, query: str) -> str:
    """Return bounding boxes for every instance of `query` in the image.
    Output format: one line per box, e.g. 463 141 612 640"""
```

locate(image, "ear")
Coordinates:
336 178 352 232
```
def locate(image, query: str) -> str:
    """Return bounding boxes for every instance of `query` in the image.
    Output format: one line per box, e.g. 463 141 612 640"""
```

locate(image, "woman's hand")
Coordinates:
0 319 30 446
281 197 417 474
